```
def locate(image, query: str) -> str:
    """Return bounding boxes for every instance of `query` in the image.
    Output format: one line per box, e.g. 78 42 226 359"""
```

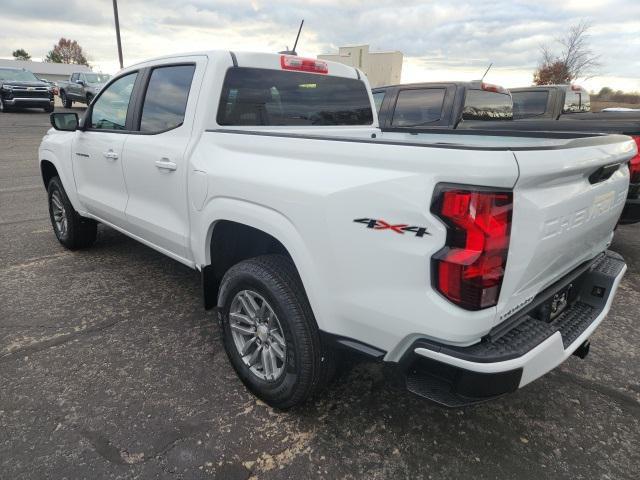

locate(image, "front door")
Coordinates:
72 71 138 227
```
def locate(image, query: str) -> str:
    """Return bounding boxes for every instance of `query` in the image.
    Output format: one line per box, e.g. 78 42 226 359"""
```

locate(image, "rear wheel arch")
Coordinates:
204 220 294 309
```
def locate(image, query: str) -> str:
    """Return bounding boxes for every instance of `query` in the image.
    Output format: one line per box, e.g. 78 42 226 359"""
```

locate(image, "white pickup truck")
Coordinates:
39 51 635 409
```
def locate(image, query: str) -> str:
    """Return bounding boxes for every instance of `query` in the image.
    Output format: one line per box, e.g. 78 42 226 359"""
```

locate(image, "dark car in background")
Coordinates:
58 72 111 107
0 67 55 113
372 81 513 130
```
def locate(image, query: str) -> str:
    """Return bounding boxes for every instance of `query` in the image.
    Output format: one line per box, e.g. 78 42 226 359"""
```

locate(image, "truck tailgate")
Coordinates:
496 136 635 325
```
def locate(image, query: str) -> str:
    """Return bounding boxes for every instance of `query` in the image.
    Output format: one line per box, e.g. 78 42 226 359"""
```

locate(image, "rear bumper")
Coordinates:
391 250 626 406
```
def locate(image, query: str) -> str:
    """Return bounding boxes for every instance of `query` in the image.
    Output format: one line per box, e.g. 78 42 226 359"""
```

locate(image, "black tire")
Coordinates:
60 90 72 108
218 255 335 409
47 176 97 250
0 97 10 113
44 103 54 113
86 93 93 105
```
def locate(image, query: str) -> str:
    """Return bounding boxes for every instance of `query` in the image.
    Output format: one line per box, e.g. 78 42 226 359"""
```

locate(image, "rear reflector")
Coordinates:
280 55 328 74
431 186 513 310
629 136 640 183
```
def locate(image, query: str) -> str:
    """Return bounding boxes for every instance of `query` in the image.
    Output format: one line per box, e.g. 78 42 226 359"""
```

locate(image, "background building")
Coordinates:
0 59 91 83
318 45 403 88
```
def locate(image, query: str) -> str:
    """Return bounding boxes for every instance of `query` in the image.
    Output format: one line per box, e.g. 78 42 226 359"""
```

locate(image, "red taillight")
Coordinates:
431 186 513 310
280 55 328 74
629 136 640 184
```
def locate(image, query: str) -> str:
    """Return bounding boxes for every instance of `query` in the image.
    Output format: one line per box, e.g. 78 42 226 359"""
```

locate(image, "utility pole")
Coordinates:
112 0 124 69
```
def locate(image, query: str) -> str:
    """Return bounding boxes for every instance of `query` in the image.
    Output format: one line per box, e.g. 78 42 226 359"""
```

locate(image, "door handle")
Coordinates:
103 150 119 160
155 158 177 171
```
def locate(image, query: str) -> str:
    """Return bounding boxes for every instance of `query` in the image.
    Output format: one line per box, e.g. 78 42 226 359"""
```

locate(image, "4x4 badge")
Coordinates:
353 218 431 237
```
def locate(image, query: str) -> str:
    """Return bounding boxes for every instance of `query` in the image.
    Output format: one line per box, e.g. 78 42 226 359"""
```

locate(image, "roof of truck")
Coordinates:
510 85 588 93
127 50 362 80
372 81 479 91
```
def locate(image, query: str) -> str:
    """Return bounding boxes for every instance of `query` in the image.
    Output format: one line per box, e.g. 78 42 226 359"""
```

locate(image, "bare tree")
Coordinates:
560 22 601 80
44 38 90 66
533 21 601 85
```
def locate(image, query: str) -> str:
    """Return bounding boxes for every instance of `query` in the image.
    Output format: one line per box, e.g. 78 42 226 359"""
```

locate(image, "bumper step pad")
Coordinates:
404 250 625 406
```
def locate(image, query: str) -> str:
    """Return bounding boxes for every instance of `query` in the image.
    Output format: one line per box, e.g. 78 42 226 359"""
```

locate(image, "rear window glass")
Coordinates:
463 89 513 121
372 91 385 113
217 67 373 126
391 88 446 126
563 89 590 113
512 91 549 118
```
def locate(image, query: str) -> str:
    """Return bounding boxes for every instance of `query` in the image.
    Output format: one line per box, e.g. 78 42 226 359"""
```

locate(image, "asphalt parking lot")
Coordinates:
1 105 639 480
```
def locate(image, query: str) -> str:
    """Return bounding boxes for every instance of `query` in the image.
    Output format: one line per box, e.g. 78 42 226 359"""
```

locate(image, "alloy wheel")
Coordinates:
51 190 68 237
229 290 287 381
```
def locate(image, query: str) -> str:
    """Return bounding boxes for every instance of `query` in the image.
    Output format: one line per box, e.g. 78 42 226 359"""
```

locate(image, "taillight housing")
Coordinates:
629 136 640 184
280 55 328 74
431 185 513 310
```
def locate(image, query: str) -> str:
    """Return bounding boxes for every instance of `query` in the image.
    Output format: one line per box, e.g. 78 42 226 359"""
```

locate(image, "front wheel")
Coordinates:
44 103 54 113
60 90 72 108
218 255 335 409
47 176 97 249
0 97 9 113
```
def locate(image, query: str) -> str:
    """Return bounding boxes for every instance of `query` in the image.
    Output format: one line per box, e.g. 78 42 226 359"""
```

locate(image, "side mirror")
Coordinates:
77 80 85 86
50 112 79 131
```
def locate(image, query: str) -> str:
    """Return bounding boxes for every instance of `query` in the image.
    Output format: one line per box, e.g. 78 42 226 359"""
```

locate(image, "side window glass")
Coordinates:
139 65 195 133
391 89 445 126
89 72 137 131
71 73 78 82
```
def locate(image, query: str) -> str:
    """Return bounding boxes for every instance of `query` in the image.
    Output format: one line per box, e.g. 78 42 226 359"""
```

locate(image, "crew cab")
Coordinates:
39 51 635 409
0 67 54 113
373 81 513 129
375 82 640 225
58 72 111 108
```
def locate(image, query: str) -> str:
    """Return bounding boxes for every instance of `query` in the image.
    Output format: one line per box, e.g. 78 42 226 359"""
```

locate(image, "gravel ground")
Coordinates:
0 105 638 479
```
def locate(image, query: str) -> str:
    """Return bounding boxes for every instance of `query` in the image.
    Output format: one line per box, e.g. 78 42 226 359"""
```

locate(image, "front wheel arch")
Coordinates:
40 160 58 189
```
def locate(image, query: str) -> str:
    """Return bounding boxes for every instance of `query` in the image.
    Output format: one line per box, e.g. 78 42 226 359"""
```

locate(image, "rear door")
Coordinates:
72 71 139 226
496 137 634 325
120 60 201 259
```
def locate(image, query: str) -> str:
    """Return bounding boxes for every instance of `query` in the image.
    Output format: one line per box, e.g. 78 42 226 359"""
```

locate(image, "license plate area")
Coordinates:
534 282 578 322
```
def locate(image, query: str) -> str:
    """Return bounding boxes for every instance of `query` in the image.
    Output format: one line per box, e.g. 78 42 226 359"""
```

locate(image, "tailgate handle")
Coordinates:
589 163 620 184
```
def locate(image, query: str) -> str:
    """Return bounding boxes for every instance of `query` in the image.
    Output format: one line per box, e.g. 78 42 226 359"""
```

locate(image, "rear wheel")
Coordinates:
47 176 97 249
218 255 335 409
60 90 72 108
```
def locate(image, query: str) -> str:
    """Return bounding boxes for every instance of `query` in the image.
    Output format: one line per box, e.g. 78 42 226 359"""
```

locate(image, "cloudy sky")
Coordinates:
1 0 638 91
